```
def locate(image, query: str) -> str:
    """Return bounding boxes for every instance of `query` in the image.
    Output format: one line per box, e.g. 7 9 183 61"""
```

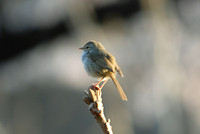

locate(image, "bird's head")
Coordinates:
79 40 105 52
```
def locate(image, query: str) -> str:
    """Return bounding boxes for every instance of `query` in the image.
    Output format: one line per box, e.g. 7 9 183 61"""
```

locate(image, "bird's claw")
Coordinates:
91 83 101 90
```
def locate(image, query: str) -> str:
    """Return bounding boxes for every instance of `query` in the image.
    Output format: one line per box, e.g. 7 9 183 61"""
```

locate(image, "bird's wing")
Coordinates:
88 51 114 72
106 53 124 77
115 64 124 77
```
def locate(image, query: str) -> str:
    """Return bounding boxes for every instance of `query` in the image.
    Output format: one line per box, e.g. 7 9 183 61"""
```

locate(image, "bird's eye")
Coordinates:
85 46 89 49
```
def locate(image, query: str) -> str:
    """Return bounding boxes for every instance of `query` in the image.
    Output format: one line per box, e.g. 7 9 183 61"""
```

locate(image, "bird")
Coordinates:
79 40 127 101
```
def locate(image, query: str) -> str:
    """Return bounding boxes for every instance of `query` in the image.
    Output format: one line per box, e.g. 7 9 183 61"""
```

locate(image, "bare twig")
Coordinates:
83 85 113 134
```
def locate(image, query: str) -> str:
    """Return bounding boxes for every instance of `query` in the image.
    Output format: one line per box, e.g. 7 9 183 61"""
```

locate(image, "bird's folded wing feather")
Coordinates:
106 53 124 77
88 52 114 72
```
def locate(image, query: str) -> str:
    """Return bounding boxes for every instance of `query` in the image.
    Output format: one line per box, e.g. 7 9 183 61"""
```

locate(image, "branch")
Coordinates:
83 85 113 134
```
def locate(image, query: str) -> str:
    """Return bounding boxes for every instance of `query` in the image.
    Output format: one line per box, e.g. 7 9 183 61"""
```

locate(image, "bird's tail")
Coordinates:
110 73 127 101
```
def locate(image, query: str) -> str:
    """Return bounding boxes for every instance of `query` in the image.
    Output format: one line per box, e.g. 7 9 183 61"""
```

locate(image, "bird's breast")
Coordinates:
82 52 108 78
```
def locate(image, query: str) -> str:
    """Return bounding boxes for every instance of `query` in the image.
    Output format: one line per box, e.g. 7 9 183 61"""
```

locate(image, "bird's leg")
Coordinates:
92 77 105 90
99 77 109 89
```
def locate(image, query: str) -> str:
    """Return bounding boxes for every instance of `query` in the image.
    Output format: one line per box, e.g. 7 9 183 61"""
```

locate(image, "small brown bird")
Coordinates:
79 40 127 101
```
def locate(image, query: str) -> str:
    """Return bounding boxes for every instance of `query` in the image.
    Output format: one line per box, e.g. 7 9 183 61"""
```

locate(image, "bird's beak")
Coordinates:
79 47 83 50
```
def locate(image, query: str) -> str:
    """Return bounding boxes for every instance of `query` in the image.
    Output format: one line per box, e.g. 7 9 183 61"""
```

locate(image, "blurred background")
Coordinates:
0 0 200 134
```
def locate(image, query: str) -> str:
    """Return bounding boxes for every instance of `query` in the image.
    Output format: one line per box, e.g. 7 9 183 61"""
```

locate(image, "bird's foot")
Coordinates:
91 83 101 90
